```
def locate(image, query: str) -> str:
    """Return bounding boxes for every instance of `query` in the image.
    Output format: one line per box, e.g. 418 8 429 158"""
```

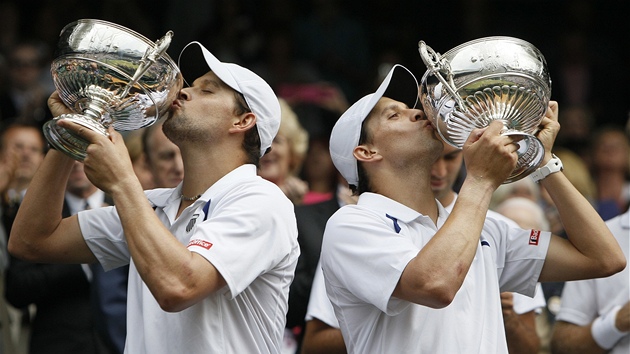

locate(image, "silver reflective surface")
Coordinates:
419 37 552 183
44 19 183 160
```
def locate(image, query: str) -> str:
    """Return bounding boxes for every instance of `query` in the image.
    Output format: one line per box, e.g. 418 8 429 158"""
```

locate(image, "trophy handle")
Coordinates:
418 41 468 112
120 30 174 97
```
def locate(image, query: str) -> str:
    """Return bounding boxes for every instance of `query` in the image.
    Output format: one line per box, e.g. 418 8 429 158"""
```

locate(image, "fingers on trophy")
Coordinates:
418 36 552 183
44 19 183 161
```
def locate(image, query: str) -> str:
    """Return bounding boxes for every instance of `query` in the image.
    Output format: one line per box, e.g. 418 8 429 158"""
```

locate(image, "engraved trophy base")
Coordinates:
43 114 109 161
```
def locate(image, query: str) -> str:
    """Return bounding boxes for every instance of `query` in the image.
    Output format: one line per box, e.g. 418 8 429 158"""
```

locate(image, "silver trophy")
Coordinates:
44 19 183 160
418 37 552 183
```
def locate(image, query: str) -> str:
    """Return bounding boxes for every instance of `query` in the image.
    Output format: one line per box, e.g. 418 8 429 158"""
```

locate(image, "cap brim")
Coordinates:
383 65 419 110
178 42 209 87
178 41 240 92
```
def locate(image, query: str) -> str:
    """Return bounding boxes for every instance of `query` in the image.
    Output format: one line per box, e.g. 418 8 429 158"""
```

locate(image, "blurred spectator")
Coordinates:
556 104 595 160
495 197 549 243
0 124 45 236
259 99 309 205
293 101 345 205
141 119 184 189
5 161 112 354
587 126 630 220
491 177 541 212
0 123 45 353
124 129 155 190
551 208 629 354
0 40 53 131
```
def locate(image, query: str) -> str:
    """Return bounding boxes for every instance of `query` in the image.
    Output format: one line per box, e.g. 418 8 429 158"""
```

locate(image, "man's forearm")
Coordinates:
504 311 540 354
551 321 607 354
110 181 224 312
301 319 347 354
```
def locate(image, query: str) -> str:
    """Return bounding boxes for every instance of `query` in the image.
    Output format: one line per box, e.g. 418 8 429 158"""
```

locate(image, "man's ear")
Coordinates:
229 112 257 134
353 144 381 163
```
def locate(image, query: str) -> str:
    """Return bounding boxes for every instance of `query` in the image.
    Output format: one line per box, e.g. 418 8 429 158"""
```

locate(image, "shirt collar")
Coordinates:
357 192 448 227
147 164 258 209
619 209 629 230
65 189 105 215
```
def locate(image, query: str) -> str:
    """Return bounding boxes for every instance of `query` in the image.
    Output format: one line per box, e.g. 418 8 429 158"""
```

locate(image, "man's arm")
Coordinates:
535 102 625 282
501 292 540 354
301 319 346 354
11 92 225 312
551 321 607 354
394 120 520 307
59 119 226 312
551 301 630 354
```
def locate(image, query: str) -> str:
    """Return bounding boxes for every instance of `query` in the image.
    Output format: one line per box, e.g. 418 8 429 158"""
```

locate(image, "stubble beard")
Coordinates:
162 112 206 144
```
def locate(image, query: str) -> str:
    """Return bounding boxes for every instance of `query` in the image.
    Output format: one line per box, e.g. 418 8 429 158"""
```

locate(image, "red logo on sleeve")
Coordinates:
529 230 540 245
188 239 213 250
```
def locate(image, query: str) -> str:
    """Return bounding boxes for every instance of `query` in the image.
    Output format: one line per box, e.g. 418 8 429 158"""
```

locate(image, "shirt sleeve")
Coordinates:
321 206 419 315
186 184 297 299
512 283 546 314
484 218 551 297
305 263 339 328
79 205 131 271
555 279 599 326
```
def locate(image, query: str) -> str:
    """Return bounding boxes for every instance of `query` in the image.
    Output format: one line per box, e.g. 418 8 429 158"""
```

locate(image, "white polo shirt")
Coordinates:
556 209 629 353
78 164 300 354
305 261 338 326
305 205 546 328
320 192 550 354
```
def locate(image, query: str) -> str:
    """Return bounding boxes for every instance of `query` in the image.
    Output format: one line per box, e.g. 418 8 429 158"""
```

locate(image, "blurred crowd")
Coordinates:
0 0 628 353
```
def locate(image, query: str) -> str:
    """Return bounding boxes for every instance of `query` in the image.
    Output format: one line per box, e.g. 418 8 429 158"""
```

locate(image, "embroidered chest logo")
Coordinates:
186 214 200 232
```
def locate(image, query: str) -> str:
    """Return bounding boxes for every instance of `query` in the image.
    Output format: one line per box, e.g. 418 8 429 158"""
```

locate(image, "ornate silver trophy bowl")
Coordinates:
44 19 183 160
418 36 552 183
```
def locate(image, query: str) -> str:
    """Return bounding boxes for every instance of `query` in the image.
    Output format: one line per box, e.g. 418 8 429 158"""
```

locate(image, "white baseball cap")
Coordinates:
178 41 280 157
329 64 419 186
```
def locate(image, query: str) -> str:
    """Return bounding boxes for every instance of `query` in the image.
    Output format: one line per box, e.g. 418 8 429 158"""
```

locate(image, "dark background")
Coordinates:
1 0 629 127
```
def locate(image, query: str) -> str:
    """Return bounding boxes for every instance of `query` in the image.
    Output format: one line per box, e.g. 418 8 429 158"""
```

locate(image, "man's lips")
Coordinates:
430 179 445 188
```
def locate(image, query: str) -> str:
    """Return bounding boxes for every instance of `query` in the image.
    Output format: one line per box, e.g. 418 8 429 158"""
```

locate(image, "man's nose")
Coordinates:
432 160 446 177
178 87 191 100
411 109 426 121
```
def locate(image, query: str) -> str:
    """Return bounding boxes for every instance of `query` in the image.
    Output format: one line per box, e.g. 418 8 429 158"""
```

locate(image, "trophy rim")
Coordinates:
59 18 179 68
443 36 541 57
